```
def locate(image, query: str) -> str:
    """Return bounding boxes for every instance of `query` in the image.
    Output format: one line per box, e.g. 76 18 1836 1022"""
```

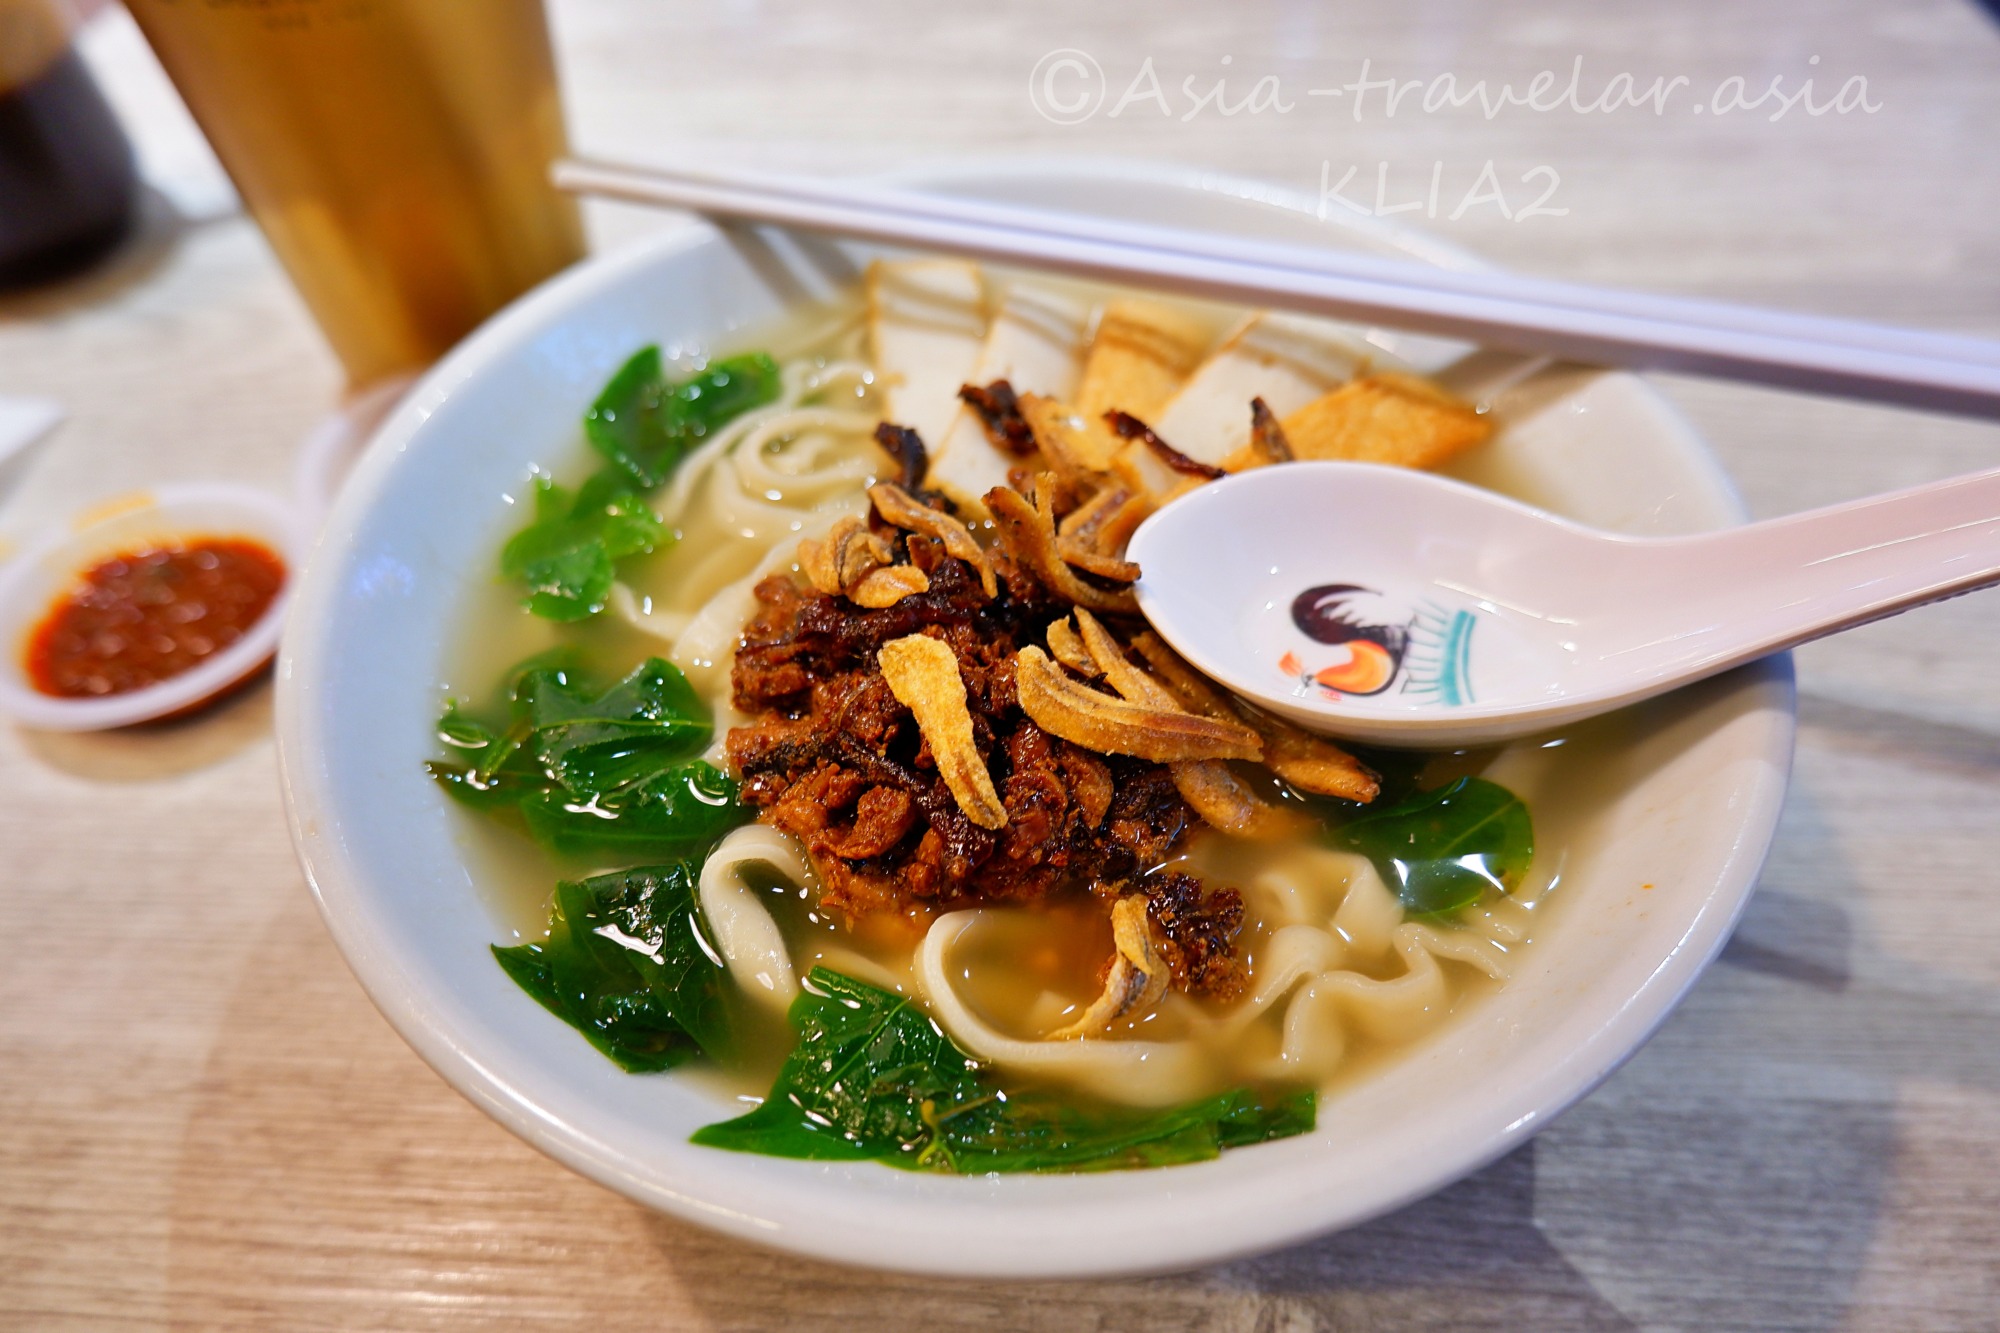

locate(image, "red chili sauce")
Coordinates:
23 538 286 698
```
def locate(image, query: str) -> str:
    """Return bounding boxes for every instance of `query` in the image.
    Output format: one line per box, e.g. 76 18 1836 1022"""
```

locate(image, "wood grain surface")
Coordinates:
2 1 1998 1328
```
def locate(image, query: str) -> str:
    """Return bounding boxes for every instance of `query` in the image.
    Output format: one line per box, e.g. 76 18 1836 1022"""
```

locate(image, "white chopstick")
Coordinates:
554 156 2000 420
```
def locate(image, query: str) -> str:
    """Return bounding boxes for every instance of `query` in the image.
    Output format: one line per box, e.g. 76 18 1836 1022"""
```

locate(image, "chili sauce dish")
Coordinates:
0 483 295 731
275 161 1795 1277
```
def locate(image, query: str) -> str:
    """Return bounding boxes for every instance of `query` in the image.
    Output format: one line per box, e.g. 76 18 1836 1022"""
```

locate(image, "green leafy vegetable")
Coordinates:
932 1083 1317 1174
438 701 500 751
1331 775 1533 916
431 704 532 812
585 347 783 489
500 469 667 621
691 968 983 1163
583 346 668 482
518 760 744 860
502 346 779 620
493 863 731 1072
515 656 711 792
428 656 749 860
693 968 1316 1173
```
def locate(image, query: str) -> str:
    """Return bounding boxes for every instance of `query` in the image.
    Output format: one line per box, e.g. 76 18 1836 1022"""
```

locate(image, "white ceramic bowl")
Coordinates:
276 160 1794 1277
0 483 296 730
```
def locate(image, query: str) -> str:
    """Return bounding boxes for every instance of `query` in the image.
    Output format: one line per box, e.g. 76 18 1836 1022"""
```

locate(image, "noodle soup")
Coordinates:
430 264 1622 1172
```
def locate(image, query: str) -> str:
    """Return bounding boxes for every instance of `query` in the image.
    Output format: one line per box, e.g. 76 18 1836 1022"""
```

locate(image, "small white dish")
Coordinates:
0 483 296 731
276 159 1795 1277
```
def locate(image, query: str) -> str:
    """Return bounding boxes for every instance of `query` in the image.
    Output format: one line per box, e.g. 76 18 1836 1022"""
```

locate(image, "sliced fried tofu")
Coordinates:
867 258 988 449
1130 313 1368 494
1076 297 1211 421
1280 372 1493 470
927 284 1089 513
1074 297 1211 483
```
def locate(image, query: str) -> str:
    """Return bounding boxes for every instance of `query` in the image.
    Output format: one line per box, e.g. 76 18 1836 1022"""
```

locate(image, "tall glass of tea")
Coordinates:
126 0 585 386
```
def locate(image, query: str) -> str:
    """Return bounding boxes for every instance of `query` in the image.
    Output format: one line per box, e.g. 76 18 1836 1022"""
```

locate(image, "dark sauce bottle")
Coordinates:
0 1 137 289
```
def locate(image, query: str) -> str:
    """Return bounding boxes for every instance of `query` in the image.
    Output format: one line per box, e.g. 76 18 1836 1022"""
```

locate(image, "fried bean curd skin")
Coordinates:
1069 609 1308 840
869 481 996 597
1015 645 1262 764
1045 616 1100 678
849 564 932 609
986 484 1139 615
1131 630 1379 803
879 633 1009 830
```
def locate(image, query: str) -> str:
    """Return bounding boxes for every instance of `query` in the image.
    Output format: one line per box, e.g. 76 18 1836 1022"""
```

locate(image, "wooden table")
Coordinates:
4 1 1998 1326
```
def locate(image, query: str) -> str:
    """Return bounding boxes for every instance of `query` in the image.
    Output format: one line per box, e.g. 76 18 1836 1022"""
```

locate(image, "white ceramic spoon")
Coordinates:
1127 460 2000 747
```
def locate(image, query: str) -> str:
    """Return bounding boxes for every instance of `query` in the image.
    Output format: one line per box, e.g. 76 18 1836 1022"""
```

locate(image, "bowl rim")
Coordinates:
0 481 296 731
275 156 1797 1277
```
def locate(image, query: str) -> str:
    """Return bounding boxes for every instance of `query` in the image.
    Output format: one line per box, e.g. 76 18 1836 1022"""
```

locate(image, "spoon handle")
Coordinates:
1649 464 2000 666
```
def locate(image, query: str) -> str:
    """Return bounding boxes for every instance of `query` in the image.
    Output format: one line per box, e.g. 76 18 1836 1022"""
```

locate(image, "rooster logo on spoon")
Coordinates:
1282 584 1411 698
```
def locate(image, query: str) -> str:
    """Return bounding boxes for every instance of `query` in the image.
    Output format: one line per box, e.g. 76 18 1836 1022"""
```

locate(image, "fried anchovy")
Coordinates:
1105 411 1226 480
960 379 1038 455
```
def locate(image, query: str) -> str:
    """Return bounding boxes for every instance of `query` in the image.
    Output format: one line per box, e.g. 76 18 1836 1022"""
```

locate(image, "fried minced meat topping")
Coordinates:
727 404 1377 1005
729 533 1192 917
1133 872 1246 999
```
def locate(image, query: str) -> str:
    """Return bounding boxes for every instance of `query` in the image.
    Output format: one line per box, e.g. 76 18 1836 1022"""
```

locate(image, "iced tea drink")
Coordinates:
128 0 585 385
